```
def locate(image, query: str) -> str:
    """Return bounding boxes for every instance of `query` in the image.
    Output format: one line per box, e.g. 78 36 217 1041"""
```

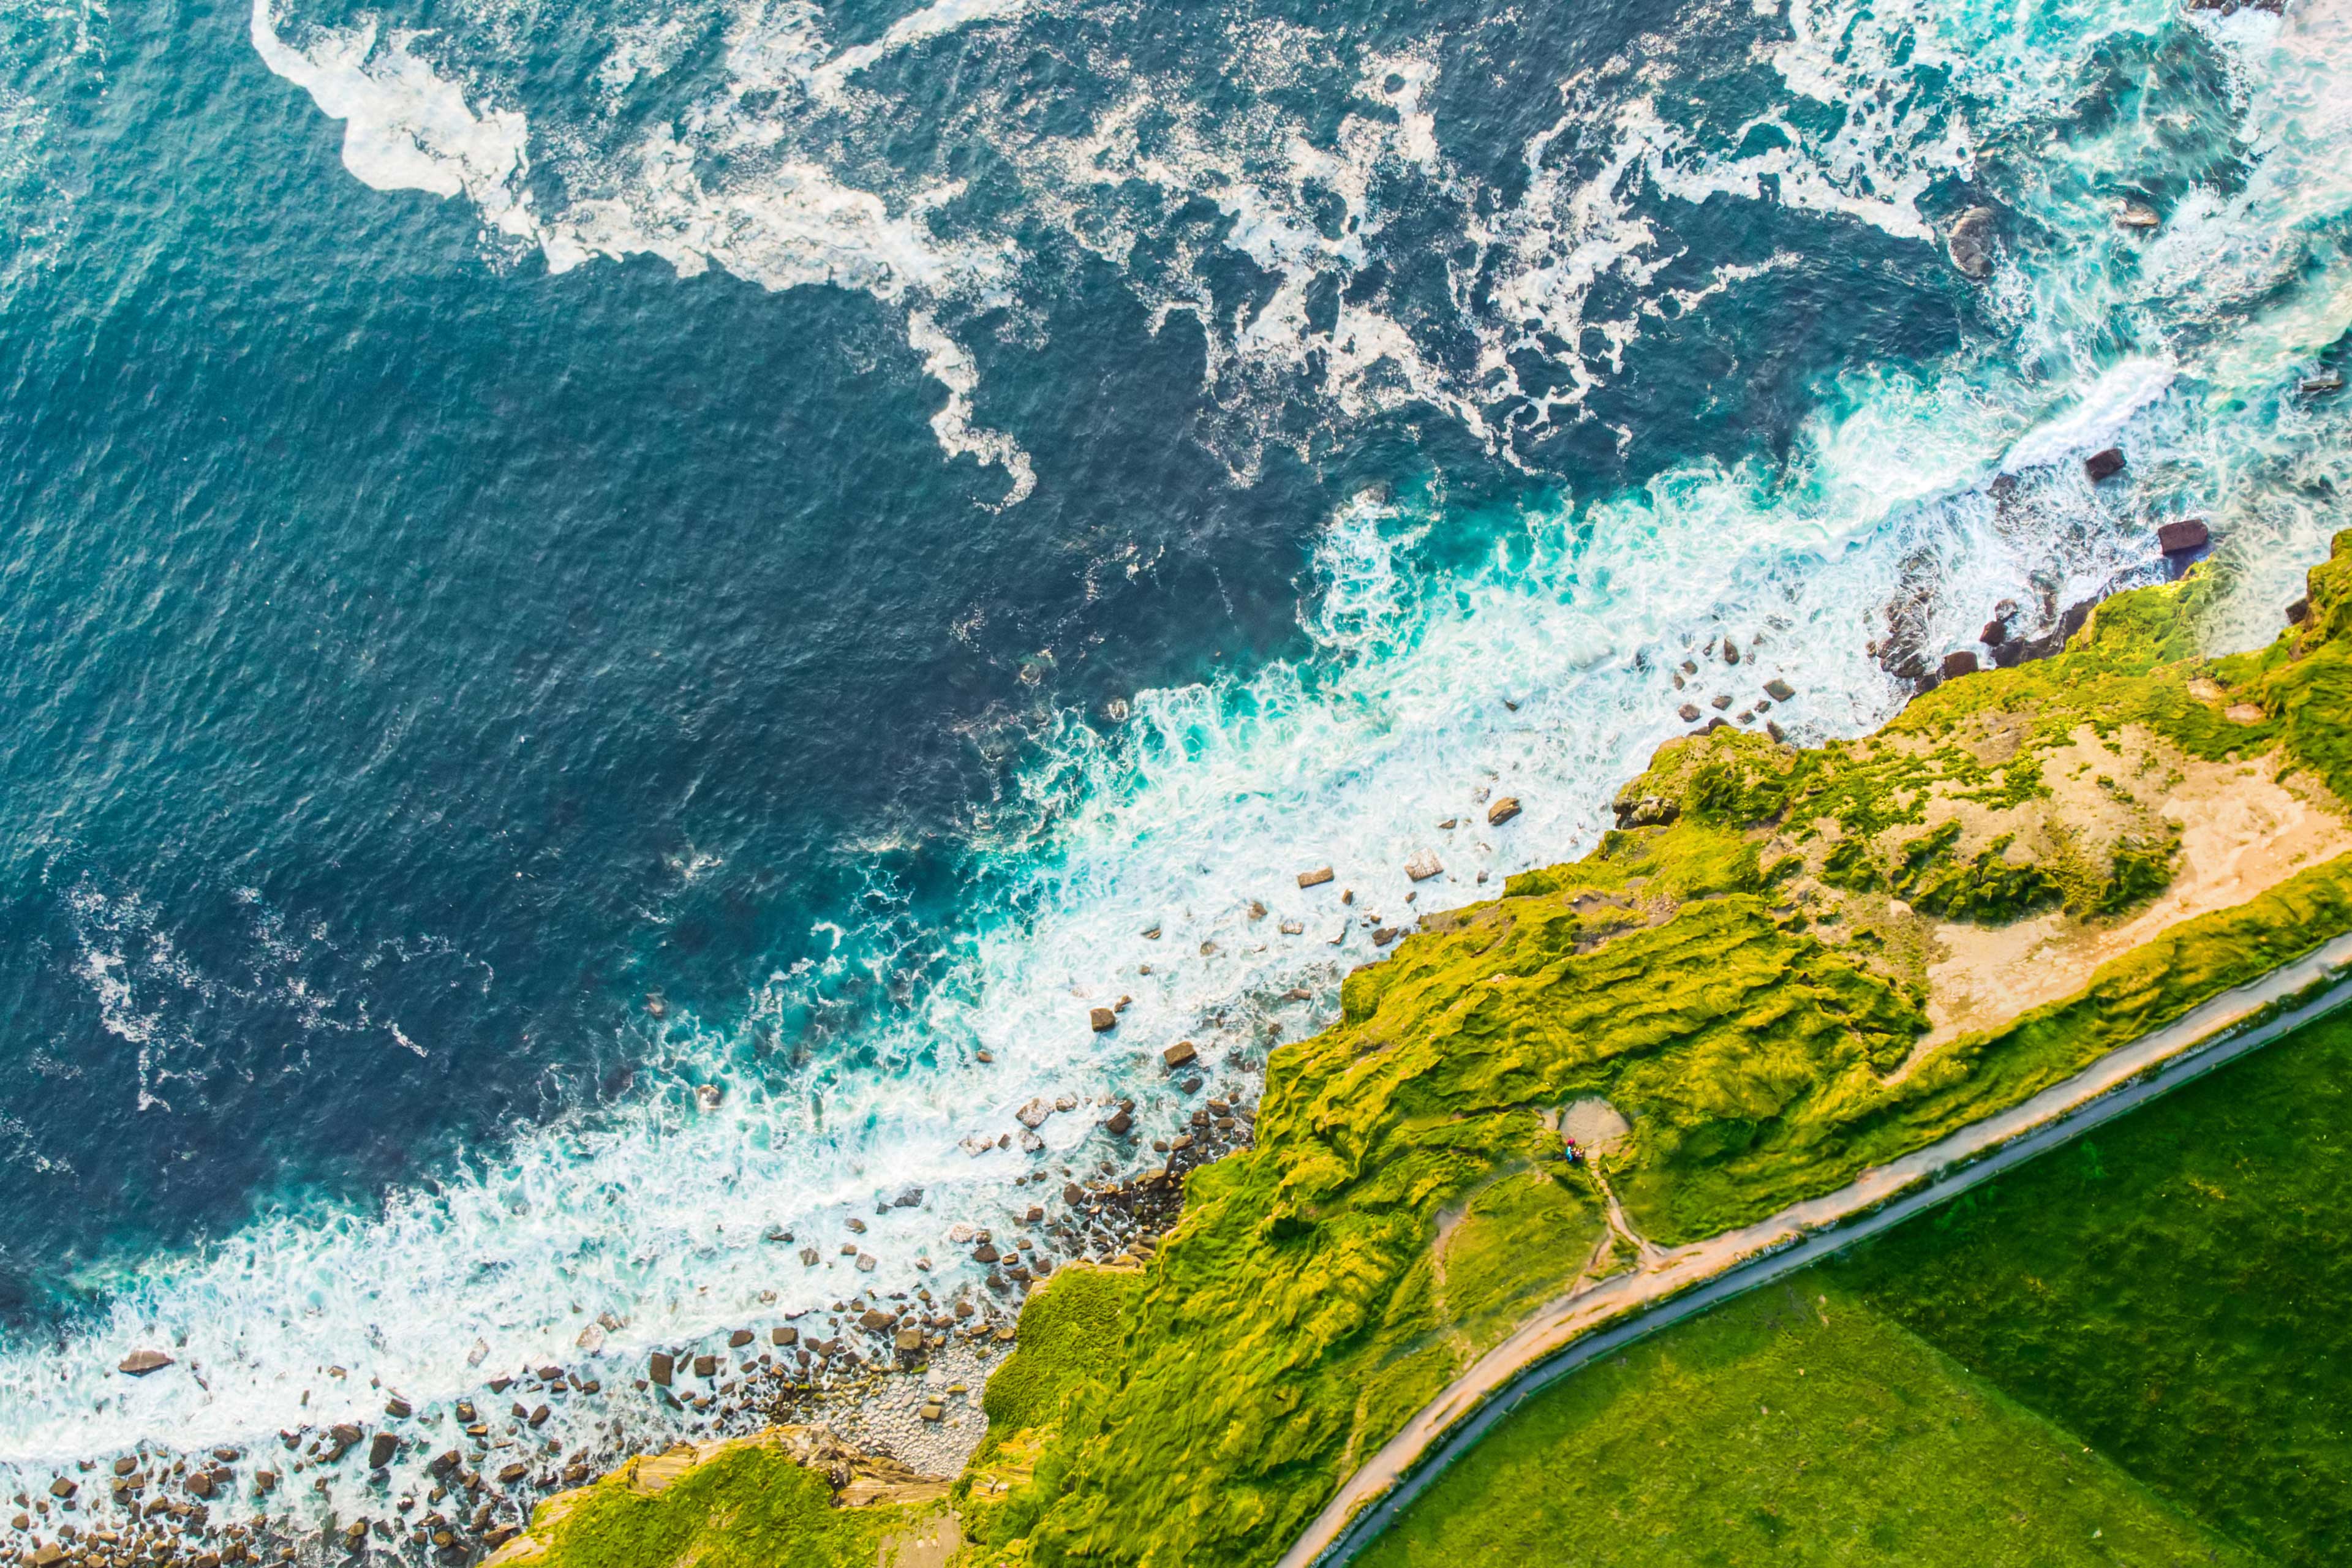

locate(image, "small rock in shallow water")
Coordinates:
1088 1007 1117 1033
1161 1041 1197 1068
1015 1097 1056 1130
1763 677 1795 701
118 1351 173 1378
1678 703 1702 722
2302 371 2345 396
1946 206 1997 279
2117 200 2160 228
2157 518 2209 556
1403 850 1442 882
2085 447 2126 483
1486 797 1521 826
1297 866 1333 888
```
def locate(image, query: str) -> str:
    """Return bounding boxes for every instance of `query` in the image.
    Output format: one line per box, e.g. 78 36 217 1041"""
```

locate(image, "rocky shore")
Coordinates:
3 1095 1261 1568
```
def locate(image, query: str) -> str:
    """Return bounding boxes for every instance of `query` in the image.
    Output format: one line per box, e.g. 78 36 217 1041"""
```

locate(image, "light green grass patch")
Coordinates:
1356 1281 2264 1568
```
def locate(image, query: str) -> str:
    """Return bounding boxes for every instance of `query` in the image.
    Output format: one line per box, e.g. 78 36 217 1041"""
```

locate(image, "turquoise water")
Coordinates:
0 0 2346 1531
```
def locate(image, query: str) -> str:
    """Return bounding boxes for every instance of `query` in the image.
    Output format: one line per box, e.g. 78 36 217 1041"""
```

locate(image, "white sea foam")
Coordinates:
249 0 538 240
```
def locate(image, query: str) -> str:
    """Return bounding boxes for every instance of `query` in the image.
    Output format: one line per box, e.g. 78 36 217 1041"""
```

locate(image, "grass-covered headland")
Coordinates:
505 532 2352 1568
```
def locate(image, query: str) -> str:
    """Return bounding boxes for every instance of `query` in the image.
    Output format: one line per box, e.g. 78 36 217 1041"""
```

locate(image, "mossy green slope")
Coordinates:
503 1438 930 1568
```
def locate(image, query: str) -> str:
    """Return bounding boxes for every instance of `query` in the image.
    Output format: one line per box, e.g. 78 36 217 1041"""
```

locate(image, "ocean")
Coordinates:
0 0 2345 1529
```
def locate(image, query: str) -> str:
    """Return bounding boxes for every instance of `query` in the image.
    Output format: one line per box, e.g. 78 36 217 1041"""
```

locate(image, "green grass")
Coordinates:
1829 1006 2352 1567
1355 1281 2260 1568
513 1439 918 1568
1360 1003 2352 1568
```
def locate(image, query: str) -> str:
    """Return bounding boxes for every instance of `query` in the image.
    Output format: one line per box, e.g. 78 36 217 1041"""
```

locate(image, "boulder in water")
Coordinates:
1947 207 1997 279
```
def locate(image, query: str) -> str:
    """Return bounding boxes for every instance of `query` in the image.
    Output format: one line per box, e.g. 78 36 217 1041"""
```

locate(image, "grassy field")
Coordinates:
1357 1003 2352 1568
1354 1280 2259 1568
1829 1006 2352 1566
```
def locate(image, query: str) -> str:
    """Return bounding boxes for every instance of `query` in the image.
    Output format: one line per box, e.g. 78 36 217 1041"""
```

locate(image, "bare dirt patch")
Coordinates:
1921 745 2352 1052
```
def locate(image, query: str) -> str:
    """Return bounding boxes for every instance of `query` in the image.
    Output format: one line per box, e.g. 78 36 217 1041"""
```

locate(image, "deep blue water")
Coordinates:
0 0 2346 1520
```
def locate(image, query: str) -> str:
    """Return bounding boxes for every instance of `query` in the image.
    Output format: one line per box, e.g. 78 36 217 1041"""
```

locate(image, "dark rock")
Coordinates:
1721 640 1740 664
647 1352 673 1386
858 1308 895 1332
534 1366 562 1382
1371 927 1400 946
727 1330 753 1348
894 1328 925 1354
799 1246 820 1266
691 1355 717 1379
1709 694 1732 710
487 1377 513 1393
1940 650 1980 680
891 1185 924 1208
2085 447 2125 483
2288 597 2312 624
2117 200 2160 229
2157 518 2209 556
1106 1108 1134 1135
526 1406 550 1428
494 1464 528 1485
1486 797 1521 826
843 1216 867 1234
1947 207 1997 280
1763 678 1795 701
1678 703 1701 723
972 1244 1000 1265
429 1451 461 1478
771 1327 797 1347
1615 795 1679 829
112 1457 137 1476
366 1436 397 1471
2302 371 2345 396
117 1351 173 1378
47 1479 75 1500
1088 1007 1117 1033
1162 1041 1197 1068
1979 618 2007 647
384 1397 412 1419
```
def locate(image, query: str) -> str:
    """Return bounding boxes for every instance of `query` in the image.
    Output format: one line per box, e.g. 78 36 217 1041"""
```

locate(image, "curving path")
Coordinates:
1279 930 2352 1568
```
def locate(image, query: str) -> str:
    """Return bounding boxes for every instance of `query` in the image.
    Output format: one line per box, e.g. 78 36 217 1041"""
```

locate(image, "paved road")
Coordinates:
1280 930 2352 1568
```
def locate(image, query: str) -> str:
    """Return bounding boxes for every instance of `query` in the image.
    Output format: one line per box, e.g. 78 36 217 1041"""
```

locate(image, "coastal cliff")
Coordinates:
496 530 2352 1568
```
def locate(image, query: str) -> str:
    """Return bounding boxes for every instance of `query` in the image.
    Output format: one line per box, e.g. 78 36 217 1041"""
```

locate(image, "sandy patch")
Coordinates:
1558 1097 1632 1152
1919 747 2352 1055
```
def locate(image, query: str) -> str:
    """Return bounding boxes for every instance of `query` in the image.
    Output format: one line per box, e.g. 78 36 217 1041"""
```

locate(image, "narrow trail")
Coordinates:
1588 1164 1665 1268
1276 930 2352 1568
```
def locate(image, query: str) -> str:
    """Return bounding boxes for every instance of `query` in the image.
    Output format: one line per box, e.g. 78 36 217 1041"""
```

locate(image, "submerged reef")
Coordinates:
494 533 2352 1567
